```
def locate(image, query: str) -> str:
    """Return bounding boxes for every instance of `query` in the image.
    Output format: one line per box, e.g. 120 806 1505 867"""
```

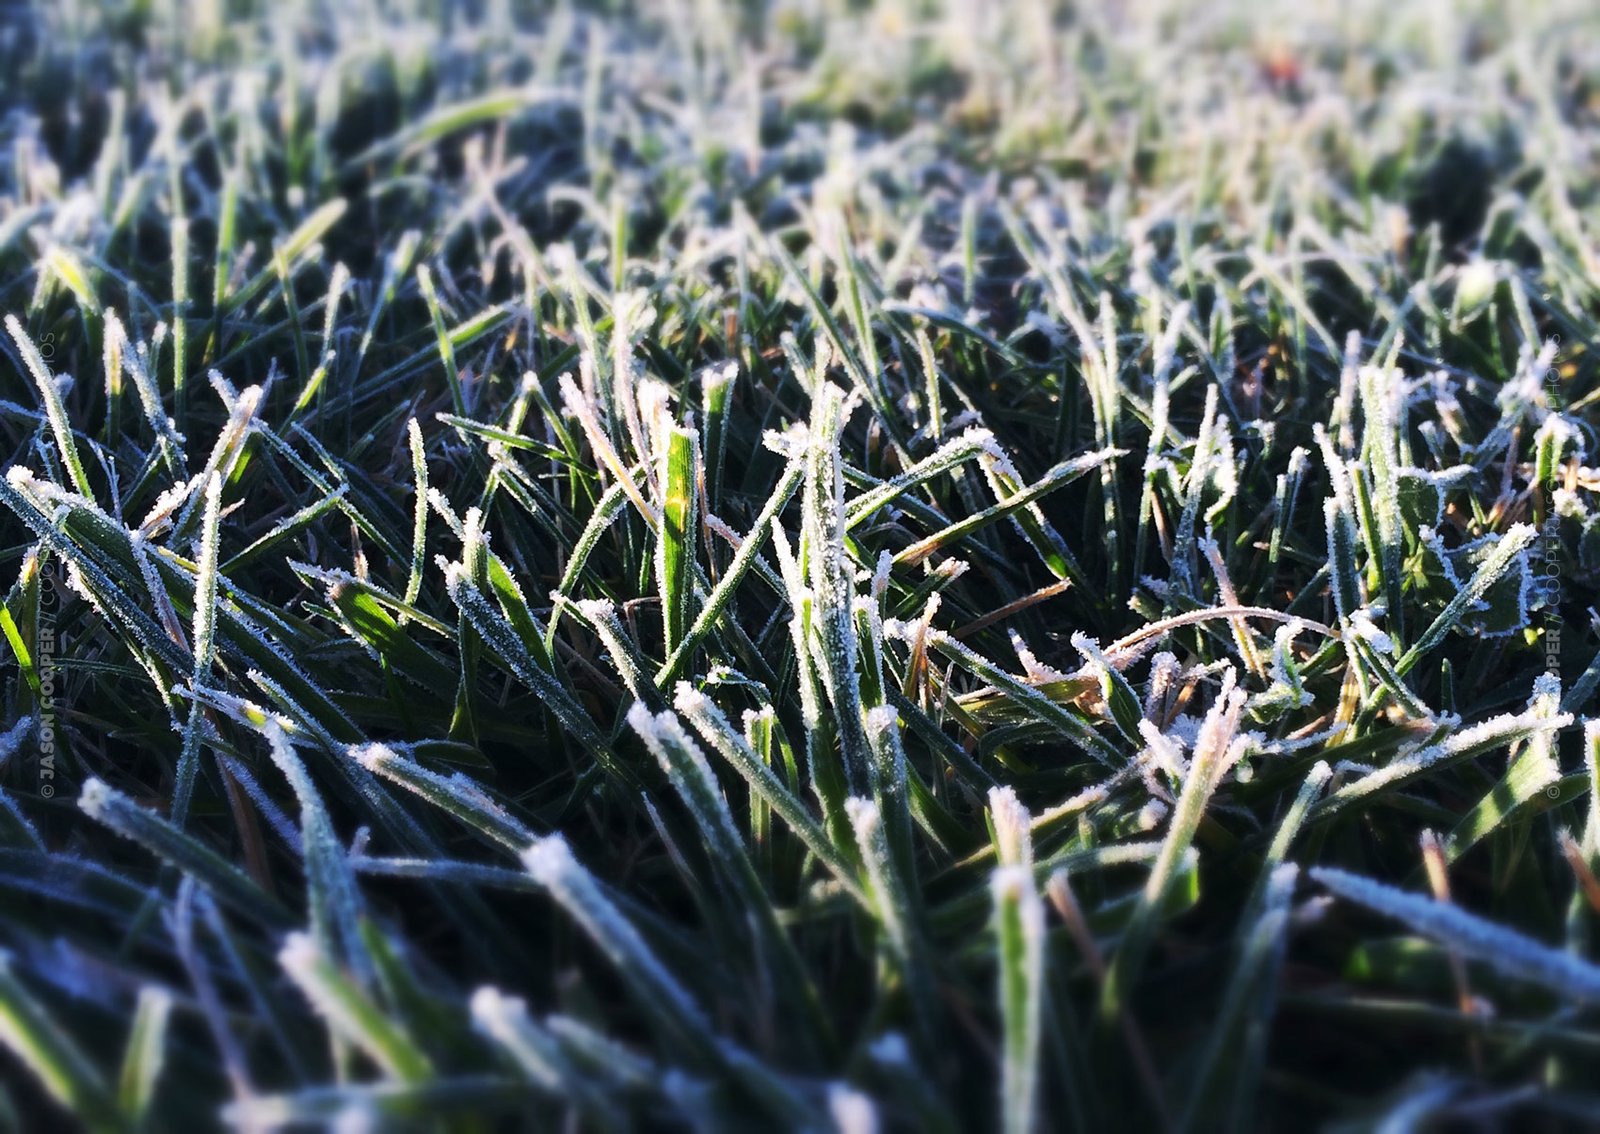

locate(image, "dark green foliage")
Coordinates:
0 2 1598 1130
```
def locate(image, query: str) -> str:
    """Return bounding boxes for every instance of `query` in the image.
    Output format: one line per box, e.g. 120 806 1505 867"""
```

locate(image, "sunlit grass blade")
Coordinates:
993 864 1045 1134
657 424 699 661
0 953 116 1130
116 987 173 1129
279 932 434 1083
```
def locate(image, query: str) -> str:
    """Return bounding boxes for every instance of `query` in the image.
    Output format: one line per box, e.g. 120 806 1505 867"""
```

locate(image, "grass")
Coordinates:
1 0 1599 1128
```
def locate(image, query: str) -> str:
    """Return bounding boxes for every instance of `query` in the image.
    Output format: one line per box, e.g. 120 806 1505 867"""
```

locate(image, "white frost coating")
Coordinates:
469 985 515 1026
881 617 915 643
987 786 1033 869
1263 622 1315 711
1072 631 1138 693
1144 651 1181 721
930 557 970 582
973 430 1019 480
1349 609 1394 655
829 1084 880 1134
137 476 200 535
1269 620 1307 659
1414 460 1472 486
1012 631 1071 684
521 834 576 886
470 987 563 1090
761 423 807 457
278 929 429 1083
426 488 466 538
1515 738 1562 797
1585 721 1600 859
1191 668 1245 774
1136 799 1170 831
1313 423 1354 512
1554 487 1586 520
1312 866 1600 1000
1164 713 1203 750
700 359 739 396
191 473 223 683
441 560 467 599
1330 701 1573 806
462 505 490 560
521 833 714 1037
56 555 116 642
77 776 114 820
1509 674 1564 792
277 930 319 977
331 1106 377 1134
0 715 37 770
1324 498 1360 622
863 704 899 741
1419 524 1535 634
872 550 892 598
673 685 711 718
844 796 881 840
1535 410 1583 455
348 743 395 772
207 367 239 408
1202 420 1239 527
1132 729 1181 802
13 472 90 512
640 375 674 437
991 864 1043 910
846 794 915 959
1531 672 1561 702
628 702 720 799
1260 864 1302 915
991 861 1045 1134
627 703 684 774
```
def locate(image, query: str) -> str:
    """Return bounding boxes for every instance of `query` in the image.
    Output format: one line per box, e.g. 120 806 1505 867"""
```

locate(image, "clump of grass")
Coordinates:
1 0 1599 1129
